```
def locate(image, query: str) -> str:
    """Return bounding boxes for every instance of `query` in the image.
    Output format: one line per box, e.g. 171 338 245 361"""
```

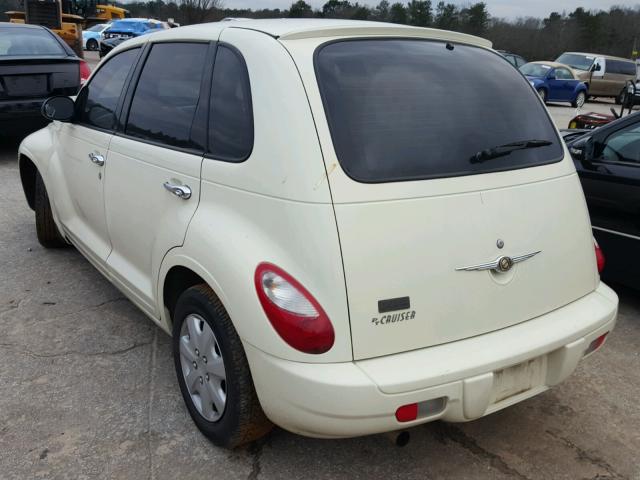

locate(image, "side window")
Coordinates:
516 56 526 68
607 60 620 75
125 42 208 149
556 68 573 80
76 48 139 131
599 123 640 164
208 45 253 161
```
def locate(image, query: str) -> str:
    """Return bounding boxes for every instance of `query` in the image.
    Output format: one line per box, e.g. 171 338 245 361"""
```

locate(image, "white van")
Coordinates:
20 19 618 448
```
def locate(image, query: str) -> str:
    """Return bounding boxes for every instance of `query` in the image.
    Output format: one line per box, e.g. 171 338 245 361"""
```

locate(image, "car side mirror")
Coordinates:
591 63 602 72
41 96 75 122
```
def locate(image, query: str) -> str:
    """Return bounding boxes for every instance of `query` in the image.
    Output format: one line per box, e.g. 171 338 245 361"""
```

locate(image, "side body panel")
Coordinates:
105 138 202 314
164 28 351 362
48 122 113 263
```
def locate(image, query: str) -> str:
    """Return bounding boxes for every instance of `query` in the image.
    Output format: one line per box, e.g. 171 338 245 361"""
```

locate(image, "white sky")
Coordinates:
221 0 640 19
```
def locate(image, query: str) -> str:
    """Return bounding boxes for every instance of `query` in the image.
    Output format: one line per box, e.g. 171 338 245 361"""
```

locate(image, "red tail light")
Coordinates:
395 403 418 422
255 263 334 354
594 238 605 273
79 60 91 84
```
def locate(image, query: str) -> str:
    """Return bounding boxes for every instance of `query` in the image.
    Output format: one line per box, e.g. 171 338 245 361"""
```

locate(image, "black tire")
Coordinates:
537 88 547 103
615 89 625 105
572 91 586 108
172 284 272 448
87 39 98 51
34 172 68 248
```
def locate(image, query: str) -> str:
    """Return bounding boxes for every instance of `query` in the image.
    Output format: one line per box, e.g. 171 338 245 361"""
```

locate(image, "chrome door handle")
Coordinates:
88 153 105 166
163 182 192 200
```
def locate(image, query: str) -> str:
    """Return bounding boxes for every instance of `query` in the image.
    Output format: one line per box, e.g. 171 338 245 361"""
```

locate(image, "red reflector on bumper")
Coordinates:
395 403 418 422
585 332 608 356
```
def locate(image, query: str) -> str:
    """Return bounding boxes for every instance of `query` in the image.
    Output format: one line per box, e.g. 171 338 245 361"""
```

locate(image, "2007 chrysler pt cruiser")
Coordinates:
19 19 618 448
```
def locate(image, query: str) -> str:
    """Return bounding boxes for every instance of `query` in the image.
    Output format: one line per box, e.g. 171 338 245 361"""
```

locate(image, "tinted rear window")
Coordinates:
315 39 563 183
0 27 65 56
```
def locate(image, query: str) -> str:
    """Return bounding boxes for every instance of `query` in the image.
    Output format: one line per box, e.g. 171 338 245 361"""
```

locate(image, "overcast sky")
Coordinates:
223 0 639 19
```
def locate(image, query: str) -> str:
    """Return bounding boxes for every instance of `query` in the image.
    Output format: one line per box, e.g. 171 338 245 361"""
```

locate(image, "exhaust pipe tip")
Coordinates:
385 430 411 447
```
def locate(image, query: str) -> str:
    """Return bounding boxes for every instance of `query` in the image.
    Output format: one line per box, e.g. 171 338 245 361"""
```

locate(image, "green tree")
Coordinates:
435 1 458 30
407 0 432 26
288 0 313 17
389 2 408 24
322 0 352 18
374 0 390 21
460 2 489 36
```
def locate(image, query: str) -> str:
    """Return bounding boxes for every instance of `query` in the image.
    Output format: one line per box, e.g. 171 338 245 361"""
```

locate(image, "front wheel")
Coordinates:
572 91 587 108
172 284 272 448
537 88 547 103
615 89 625 105
86 38 98 51
34 172 68 248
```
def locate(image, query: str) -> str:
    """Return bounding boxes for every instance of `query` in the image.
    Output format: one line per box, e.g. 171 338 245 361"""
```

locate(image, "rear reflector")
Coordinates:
585 332 608 356
594 238 605 273
395 403 418 422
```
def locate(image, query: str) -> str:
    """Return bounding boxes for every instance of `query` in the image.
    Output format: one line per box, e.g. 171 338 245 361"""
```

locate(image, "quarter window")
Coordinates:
208 45 253 161
77 47 139 131
125 42 208 149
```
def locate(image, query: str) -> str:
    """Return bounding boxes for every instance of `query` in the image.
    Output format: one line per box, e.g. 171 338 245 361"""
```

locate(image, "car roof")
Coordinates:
0 21 47 30
111 18 492 52
562 52 634 63
529 61 570 69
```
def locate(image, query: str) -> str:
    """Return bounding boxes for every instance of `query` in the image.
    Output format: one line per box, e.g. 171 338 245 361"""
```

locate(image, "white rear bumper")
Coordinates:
244 282 618 438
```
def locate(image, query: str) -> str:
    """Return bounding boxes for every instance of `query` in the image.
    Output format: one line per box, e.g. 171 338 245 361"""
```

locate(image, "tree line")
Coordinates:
2 0 638 60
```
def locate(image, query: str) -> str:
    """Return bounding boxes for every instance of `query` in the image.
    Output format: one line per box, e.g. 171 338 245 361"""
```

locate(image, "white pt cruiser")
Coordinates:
19 19 618 448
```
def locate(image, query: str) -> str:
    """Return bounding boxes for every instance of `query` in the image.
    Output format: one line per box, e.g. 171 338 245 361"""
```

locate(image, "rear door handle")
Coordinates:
163 182 192 200
88 153 105 166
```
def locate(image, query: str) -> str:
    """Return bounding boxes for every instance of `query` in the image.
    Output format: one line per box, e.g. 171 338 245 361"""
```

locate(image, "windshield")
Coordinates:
88 24 108 32
0 27 65 56
315 39 563 183
109 21 143 31
519 63 552 77
555 53 594 71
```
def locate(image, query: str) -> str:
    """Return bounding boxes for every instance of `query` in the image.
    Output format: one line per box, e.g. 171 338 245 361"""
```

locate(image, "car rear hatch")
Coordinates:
307 37 598 360
0 56 80 100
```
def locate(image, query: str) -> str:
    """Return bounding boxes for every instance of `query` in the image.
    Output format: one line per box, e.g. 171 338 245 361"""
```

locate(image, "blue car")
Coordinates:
519 61 588 108
102 18 166 41
82 23 110 51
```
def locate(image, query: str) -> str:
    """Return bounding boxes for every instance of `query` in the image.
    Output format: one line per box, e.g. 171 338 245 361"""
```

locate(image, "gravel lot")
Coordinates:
1 54 639 479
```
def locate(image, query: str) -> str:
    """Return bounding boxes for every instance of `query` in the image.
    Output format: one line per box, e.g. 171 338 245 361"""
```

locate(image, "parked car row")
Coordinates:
17 19 619 449
81 18 169 54
498 47 637 108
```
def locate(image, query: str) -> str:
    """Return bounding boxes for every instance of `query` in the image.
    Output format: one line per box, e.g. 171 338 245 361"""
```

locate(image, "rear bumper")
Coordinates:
0 99 48 134
245 282 618 438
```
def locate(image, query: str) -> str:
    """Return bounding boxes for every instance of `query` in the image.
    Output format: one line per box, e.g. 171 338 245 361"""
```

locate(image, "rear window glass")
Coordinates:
0 27 64 56
315 39 563 183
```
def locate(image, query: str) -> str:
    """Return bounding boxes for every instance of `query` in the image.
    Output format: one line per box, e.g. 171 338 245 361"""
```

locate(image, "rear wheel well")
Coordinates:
163 266 207 324
19 155 37 211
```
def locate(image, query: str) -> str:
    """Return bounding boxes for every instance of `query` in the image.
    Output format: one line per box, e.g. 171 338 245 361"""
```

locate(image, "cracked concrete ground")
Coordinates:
1 95 640 479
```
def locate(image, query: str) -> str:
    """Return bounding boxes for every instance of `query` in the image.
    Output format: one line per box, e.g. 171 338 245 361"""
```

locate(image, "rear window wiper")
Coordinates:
470 139 553 164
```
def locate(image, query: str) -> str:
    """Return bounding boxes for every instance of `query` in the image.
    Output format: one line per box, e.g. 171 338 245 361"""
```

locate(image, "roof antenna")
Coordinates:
446 43 454 51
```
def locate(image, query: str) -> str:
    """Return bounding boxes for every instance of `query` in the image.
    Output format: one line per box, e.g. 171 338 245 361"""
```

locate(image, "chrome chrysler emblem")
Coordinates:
497 256 514 272
456 251 541 272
